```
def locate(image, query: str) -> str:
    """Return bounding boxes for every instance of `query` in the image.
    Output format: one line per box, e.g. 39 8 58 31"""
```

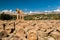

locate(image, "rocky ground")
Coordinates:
0 20 60 40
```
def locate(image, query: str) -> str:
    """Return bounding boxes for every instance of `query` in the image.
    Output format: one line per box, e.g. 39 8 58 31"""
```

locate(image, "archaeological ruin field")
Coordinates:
0 9 60 40
0 20 60 40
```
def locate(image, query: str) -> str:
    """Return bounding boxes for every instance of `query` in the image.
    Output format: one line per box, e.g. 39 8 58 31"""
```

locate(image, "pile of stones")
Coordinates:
0 20 60 40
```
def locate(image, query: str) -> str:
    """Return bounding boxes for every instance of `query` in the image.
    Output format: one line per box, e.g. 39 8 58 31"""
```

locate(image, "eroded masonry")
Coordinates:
0 9 60 40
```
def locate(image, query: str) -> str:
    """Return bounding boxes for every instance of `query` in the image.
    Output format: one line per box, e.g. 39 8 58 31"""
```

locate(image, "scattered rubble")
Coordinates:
0 20 60 40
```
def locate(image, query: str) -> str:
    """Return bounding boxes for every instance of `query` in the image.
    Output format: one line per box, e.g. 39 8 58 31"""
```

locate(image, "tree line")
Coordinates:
0 12 60 20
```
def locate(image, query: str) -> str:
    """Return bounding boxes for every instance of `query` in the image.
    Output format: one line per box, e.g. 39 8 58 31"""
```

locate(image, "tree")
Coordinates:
0 12 13 20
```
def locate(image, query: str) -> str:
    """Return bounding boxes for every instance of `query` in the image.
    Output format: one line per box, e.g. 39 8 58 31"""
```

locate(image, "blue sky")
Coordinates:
0 0 60 12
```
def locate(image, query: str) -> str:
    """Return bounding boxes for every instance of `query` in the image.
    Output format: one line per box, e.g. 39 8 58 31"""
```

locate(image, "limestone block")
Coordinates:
0 25 3 32
47 36 55 40
27 29 37 40
10 37 20 40
15 28 25 38
40 37 45 40
6 29 11 34
38 31 48 38
46 29 53 33
56 27 60 31
2 38 8 40
51 31 60 40
43 36 55 40
0 31 8 39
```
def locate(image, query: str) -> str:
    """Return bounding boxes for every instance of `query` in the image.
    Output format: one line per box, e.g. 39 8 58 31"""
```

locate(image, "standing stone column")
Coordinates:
16 9 19 20
16 9 24 22
17 14 19 20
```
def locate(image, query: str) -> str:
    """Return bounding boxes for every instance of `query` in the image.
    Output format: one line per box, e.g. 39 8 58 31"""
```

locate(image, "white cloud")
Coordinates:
9 10 12 12
29 11 40 13
44 9 60 12
44 10 52 12
30 11 32 13
53 9 60 12
2 10 8 12
1 9 13 13
44 11 48 12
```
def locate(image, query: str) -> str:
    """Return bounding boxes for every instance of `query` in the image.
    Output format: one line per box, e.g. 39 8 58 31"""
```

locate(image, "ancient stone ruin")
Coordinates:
0 9 60 40
16 8 24 22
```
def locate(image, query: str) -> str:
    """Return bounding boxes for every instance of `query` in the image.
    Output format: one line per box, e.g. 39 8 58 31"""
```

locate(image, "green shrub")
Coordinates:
0 12 13 20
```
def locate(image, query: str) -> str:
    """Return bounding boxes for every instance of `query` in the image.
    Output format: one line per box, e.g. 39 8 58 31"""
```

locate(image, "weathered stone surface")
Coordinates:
15 29 25 37
51 30 60 40
38 31 48 38
0 20 60 40
27 29 37 40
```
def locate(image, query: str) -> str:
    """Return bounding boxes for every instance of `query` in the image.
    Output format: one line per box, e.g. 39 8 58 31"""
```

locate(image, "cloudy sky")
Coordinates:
0 0 60 12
